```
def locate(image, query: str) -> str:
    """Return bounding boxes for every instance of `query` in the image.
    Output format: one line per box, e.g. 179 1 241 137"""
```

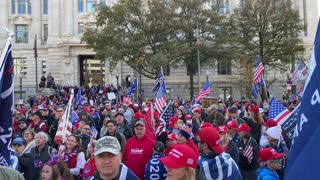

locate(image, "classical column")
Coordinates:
63 0 74 36
47 0 61 44
0 0 9 40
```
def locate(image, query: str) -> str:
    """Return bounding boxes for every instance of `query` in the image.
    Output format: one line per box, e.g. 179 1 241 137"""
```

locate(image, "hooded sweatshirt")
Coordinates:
257 167 280 180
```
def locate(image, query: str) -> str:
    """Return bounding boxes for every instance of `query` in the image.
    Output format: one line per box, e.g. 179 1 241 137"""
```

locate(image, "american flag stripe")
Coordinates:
196 81 211 102
254 64 265 83
155 97 167 113
243 145 253 163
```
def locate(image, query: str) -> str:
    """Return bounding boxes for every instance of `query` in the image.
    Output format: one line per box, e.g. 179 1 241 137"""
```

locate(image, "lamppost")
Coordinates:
19 71 25 99
206 70 210 81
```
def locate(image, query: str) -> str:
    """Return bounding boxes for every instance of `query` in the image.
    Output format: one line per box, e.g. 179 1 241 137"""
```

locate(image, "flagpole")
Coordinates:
263 78 269 102
136 76 139 103
34 34 38 93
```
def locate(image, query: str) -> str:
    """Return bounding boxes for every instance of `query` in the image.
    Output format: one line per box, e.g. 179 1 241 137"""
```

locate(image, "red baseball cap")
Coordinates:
258 148 285 162
159 144 198 168
193 108 202 114
237 124 251 133
264 119 278 128
250 105 259 112
167 133 177 140
185 114 192 120
169 116 179 128
134 112 143 119
198 127 224 154
226 121 238 129
201 122 213 128
218 125 228 134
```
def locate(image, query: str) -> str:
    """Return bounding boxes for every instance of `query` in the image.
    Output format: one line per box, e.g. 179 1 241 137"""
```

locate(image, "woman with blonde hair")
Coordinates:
159 144 198 180
22 128 36 154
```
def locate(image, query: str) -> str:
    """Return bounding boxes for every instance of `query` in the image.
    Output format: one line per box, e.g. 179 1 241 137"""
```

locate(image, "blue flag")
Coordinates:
285 19 320 179
126 78 137 96
71 110 80 125
152 67 166 93
0 39 14 166
77 89 83 105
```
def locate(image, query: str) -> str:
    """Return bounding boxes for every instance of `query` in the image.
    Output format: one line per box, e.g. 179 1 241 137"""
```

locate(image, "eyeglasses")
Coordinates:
57 110 63 112
230 111 237 114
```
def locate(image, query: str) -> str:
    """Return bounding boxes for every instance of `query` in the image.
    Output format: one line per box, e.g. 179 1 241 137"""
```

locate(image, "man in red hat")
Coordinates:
226 120 241 144
198 127 242 179
237 123 260 180
257 148 285 180
218 125 239 164
164 133 177 155
168 116 182 135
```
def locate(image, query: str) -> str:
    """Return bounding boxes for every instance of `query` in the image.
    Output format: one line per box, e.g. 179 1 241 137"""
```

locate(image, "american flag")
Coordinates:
152 67 166 93
90 126 98 139
269 98 291 125
0 37 14 166
154 69 167 113
160 100 174 129
243 145 253 163
252 56 265 99
196 80 211 102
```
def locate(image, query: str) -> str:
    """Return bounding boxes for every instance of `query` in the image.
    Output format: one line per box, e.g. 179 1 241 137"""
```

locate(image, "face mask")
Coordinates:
144 107 149 112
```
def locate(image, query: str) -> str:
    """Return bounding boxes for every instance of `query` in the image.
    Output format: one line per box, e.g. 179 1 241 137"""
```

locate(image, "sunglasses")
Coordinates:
230 111 237 114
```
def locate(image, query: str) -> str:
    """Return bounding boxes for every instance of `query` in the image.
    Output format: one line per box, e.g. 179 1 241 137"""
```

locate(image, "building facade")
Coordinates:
0 0 318 101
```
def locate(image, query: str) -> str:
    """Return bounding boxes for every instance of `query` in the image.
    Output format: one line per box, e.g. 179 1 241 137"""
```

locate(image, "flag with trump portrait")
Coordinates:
0 35 14 166
285 19 320 180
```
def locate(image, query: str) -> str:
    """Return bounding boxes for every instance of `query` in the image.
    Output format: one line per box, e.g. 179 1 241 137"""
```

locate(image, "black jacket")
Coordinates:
237 137 260 171
18 153 33 180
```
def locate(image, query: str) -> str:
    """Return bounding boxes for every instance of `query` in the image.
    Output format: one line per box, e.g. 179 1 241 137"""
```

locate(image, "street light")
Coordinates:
206 70 210 81
19 71 25 99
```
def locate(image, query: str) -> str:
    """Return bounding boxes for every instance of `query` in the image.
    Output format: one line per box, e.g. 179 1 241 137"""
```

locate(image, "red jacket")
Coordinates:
123 134 155 180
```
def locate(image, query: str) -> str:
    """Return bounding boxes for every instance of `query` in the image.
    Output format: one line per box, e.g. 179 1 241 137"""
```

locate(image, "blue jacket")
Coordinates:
257 167 280 180
198 152 242 180
144 153 167 180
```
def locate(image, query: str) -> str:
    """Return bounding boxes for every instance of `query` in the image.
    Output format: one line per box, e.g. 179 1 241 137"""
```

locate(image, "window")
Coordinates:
86 0 96 12
13 0 31 14
78 0 84 12
43 0 48 14
225 0 229 14
12 0 16 14
78 22 84 34
16 25 28 43
164 64 170 76
14 58 27 78
18 0 26 14
42 61 46 75
43 24 48 43
217 60 231 75
28 0 32 14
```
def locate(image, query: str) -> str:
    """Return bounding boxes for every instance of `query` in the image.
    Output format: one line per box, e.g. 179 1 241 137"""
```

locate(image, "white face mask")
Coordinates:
144 107 149 112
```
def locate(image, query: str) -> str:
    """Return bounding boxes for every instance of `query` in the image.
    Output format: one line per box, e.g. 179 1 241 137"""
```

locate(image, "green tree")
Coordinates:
82 0 226 99
82 0 176 79
226 0 304 100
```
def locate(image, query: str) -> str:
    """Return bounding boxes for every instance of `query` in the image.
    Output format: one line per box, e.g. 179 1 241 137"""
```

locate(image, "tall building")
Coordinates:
0 0 318 101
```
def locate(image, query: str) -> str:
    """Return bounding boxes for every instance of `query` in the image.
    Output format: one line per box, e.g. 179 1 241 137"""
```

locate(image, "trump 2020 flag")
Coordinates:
0 37 14 166
285 19 320 179
126 78 137 96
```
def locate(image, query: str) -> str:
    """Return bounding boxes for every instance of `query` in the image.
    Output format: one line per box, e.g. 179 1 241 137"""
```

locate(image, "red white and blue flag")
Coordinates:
0 37 14 166
291 60 308 84
196 80 211 102
269 98 291 125
252 56 265 99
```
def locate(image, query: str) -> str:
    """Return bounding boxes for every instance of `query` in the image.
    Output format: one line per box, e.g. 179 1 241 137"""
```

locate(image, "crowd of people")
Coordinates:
6 88 298 180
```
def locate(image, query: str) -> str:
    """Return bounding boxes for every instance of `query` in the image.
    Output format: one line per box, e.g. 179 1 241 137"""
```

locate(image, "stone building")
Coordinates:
0 0 318 101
